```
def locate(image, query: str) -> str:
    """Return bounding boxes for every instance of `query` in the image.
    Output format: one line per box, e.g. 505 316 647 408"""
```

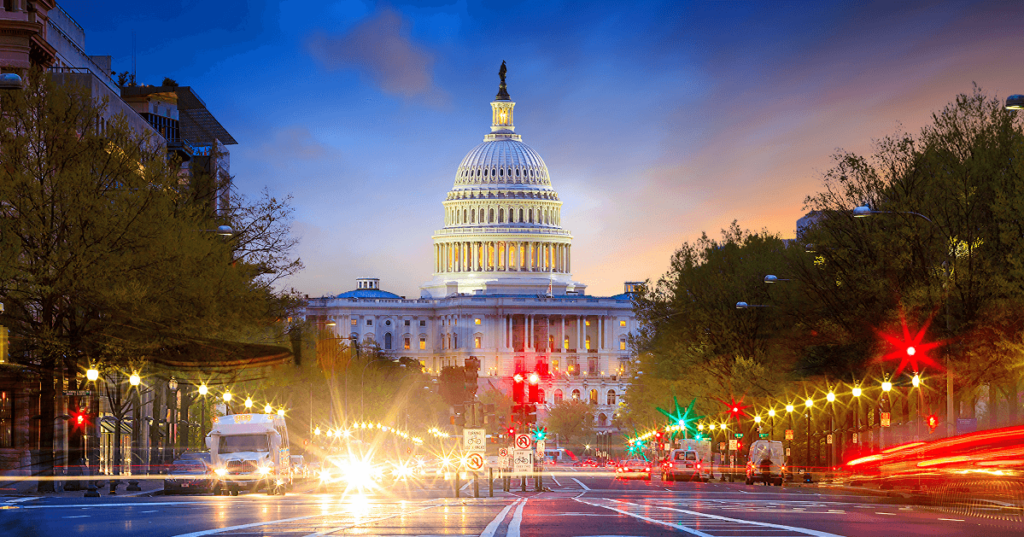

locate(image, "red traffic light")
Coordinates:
513 374 524 383
731 407 738 413
75 414 85 425
927 414 938 432
507 427 516 437
528 372 540 385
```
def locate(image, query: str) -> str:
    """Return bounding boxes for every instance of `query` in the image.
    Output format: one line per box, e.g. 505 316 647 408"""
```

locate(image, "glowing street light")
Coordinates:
768 409 776 418
264 404 273 414
314 427 321 436
754 415 762 423
912 374 921 388
86 367 99 382
826 391 836 403
882 381 892 393
244 397 253 410
786 404 795 413
223 392 232 402
198 384 208 396
277 409 285 417
129 373 141 387
805 398 814 408
852 386 862 397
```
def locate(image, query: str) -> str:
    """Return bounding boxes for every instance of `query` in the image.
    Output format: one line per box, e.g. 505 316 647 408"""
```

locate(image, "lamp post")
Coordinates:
853 204 955 437
223 391 233 415
880 379 892 449
197 384 209 449
826 390 836 472
804 398 813 481
767 408 776 440
84 367 101 497
167 378 178 464
126 373 142 491
851 385 862 451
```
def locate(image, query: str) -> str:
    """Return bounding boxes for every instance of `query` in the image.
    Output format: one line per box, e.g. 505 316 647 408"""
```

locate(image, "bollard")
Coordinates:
521 473 527 492
455 471 461 498
473 472 480 498
489 468 494 497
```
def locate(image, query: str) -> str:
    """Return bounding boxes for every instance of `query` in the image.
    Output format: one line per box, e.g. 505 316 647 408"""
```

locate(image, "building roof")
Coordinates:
121 85 237 145
336 288 403 299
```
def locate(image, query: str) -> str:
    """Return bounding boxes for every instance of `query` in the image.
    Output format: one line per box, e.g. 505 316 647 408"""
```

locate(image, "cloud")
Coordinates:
306 7 442 100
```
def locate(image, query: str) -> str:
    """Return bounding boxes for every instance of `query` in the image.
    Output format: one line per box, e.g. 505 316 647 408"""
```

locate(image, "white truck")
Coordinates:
207 413 291 495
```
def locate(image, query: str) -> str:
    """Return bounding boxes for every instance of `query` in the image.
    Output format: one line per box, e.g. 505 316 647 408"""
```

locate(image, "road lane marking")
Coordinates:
479 499 520 537
575 498 712 537
550 475 562 486
507 497 527 537
303 504 440 537
22 501 199 509
572 478 590 490
169 501 434 537
62 515 90 519
625 500 847 537
4 497 39 503
875 512 897 516
938 518 964 522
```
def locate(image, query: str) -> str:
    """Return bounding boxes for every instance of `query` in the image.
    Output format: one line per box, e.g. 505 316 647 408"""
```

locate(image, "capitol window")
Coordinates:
366 319 373 326
475 318 481 325
419 337 427 350
420 320 426 327
554 389 563 403
571 389 580 401
619 338 626 351
607 390 617 405
351 319 357 326
474 336 481 349
404 338 410 350
620 320 626 327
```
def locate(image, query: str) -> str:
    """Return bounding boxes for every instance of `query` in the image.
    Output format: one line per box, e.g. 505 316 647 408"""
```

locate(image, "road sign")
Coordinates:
759 433 768 439
851 432 859 444
881 412 891 427
515 433 532 450
785 429 794 440
719 442 725 451
786 447 791 457
513 449 532 474
536 440 546 456
465 452 485 471
498 447 509 458
734 433 743 439
728 439 737 451
826 434 833 445
464 428 486 452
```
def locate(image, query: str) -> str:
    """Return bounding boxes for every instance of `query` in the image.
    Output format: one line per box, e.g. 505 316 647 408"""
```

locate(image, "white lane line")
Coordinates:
575 498 712 537
550 475 562 486
303 504 440 537
4 497 39 503
643 502 846 537
62 515 90 519
938 518 964 522
571 478 590 490
140 510 158 514
506 497 527 537
875 512 897 516
479 499 520 537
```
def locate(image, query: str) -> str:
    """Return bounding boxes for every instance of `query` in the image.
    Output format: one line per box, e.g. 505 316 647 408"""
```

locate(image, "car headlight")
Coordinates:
319 469 332 482
257 466 271 476
214 468 228 477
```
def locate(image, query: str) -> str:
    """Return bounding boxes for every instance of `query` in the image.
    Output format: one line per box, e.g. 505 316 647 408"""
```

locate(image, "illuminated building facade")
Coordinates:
306 71 638 433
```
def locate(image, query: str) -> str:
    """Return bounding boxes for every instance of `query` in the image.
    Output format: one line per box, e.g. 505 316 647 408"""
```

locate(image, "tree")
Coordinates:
546 400 595 448
0 73 299 488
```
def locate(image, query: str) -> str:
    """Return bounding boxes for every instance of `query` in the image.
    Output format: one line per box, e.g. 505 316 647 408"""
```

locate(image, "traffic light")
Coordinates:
927 414 938 433
512 374 525 404
528 371 540 403
71 411 88 430
533 426 547 441
507 426 516 437
525 403 538 425
654 431 663 442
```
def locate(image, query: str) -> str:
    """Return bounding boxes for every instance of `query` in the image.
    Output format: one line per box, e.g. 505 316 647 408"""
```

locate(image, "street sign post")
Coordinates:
464 428 486 452
536 439 546 457
514 433 532 450
785 429 794 440
498 447 510 469
852 432 859 444
826 434 833 445
513 450 532 474
728 439 737 451
881 412 891 427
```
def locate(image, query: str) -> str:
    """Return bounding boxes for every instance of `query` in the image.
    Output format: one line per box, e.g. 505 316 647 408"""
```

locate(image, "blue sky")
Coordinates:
62 0 1024 298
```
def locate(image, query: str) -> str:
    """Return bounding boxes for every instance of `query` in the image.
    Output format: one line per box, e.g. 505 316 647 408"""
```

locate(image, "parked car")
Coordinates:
745 440 785 486
662 449 707 482
615 458 652 480
163 457 212 494
290 455 308 480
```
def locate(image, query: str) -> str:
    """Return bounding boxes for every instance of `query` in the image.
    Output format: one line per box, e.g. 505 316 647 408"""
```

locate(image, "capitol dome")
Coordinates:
422 64 581 298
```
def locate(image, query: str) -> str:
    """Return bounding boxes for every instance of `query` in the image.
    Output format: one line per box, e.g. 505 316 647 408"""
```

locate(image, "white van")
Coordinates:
207 413 291 495
745 440 785 486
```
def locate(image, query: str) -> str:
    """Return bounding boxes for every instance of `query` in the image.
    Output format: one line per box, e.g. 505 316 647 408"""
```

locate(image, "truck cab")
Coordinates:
207 413 291 495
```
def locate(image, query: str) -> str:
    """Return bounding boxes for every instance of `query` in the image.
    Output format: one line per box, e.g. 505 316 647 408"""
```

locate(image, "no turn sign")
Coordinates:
498 447 509 458
465 452 485 471
515 434 532 450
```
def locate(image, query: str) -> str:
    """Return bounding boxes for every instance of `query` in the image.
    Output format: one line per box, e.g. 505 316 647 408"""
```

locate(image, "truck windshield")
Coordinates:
218 434 269 454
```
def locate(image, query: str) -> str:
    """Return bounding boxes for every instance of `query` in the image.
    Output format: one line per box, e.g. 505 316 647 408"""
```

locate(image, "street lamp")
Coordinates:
196 385 209 450
167 379 179 463
804 398 813 480
244 397 253 411
264 404 273 414
1006 95 1024 110
0 72 23 90
223 391 232 415
852 386 862 449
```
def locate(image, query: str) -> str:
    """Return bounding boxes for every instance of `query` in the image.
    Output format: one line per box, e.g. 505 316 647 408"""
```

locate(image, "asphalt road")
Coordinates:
2 467 1020 536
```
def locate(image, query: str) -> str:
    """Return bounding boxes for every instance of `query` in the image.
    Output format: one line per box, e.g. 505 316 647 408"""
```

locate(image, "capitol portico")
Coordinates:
305 65 637 432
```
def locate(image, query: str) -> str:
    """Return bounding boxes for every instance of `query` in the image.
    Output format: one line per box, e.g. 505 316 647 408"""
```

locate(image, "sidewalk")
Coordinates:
0 474 165 498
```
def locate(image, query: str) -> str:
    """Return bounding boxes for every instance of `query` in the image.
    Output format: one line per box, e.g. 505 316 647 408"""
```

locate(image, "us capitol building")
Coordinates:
305 67 638 432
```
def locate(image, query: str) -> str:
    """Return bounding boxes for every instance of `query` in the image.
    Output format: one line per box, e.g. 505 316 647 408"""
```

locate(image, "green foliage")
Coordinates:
545 399 595 447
